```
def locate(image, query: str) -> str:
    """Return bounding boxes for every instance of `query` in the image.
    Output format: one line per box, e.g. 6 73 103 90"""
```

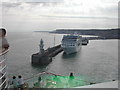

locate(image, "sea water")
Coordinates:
7 32 118 84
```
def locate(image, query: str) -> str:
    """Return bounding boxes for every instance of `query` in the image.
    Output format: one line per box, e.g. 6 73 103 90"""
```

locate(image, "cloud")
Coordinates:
1 0 118 31
2 0 64 3
2 2 21 8
2 0 118 18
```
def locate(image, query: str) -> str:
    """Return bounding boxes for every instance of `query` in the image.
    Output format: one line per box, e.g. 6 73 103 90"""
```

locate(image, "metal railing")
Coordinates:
23 72 64 88
0 49 9 62
0 49 9 90
0 49 9 56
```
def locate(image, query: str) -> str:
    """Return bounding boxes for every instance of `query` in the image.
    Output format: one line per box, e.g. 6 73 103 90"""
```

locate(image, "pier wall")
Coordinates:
31 45 63 65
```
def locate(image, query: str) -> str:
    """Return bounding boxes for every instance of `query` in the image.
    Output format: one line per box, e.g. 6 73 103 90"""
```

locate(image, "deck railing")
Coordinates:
23 72 63 88
0 49 9 90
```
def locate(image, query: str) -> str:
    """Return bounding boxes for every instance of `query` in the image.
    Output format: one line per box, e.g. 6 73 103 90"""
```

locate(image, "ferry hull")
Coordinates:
61 34 82 55
62 46 81 54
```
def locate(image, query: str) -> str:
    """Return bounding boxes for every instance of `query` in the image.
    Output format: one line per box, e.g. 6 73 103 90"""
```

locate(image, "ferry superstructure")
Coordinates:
0 50 9 90
61 34 82 54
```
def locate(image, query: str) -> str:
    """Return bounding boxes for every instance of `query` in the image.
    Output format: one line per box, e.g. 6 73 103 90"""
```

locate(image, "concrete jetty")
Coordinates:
31 39 63 65
47 45 63 57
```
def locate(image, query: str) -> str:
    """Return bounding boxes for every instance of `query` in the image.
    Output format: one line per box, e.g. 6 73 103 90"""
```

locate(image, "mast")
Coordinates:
54 35 55 46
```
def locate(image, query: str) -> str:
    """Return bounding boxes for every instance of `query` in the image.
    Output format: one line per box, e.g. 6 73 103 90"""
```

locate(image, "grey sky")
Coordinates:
1 0 119 32
3 0 64 3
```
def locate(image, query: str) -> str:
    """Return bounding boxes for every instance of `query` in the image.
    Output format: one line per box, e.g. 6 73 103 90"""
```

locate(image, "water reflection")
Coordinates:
31 63 47 72
62 52 78 59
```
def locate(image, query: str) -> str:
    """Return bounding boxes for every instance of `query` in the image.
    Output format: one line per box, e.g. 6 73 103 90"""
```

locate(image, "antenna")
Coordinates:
54 34 55 46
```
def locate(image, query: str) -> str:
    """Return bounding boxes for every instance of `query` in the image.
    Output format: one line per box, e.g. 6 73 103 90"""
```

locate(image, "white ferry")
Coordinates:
61 34 82 54
0 49 9 90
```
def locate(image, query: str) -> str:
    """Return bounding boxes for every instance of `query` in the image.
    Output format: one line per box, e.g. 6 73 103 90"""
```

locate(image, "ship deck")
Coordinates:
9 72 118 88
24 72 93 88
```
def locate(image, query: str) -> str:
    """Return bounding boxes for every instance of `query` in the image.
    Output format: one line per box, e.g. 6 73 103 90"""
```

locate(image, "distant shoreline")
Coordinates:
34 31 50 32
49 28 120 40
34 28 120 40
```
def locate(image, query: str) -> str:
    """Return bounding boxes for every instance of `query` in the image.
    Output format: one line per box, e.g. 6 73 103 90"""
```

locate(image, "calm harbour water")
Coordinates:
7 32 118 83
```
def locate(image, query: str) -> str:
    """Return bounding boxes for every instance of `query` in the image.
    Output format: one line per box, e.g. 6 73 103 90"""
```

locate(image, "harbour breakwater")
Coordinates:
31 45 63 65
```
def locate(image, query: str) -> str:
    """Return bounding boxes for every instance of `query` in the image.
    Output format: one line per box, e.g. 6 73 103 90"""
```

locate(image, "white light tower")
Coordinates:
39 39 44 55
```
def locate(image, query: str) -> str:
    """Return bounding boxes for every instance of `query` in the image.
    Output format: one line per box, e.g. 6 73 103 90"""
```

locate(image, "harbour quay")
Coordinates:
31 39 63 65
